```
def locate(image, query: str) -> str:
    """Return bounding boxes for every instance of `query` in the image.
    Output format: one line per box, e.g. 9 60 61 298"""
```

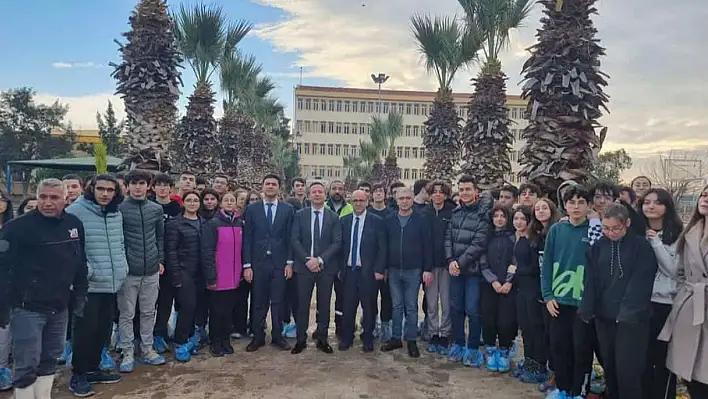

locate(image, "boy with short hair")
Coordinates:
541 185 596 399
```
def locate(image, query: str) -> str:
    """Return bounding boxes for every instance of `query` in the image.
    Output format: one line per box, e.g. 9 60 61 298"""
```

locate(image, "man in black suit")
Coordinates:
339 190 386 352
290 182 342 354
243 174 294 352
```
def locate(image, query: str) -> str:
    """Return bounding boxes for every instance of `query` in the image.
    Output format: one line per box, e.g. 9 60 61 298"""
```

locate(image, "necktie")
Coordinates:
266 203 274 226
313 210 321 257
351 216 360 268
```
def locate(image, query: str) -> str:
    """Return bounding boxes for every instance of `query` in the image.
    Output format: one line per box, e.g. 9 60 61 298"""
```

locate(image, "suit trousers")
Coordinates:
296 269 335 343
341 267 376 345
281 275 299 325
251 260 287 342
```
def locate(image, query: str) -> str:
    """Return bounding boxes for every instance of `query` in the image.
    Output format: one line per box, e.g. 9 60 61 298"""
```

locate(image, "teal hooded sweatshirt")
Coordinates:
541 219 592 307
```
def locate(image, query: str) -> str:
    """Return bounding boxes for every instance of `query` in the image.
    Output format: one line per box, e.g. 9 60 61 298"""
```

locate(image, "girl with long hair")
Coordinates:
659 185 708 397
638 188 683 399
199 188 220 221
16 196 37 216
164 191 204 362
201 192 244 357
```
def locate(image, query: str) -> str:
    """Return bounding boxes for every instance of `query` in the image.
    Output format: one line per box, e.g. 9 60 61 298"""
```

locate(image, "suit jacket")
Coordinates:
243 200 295 269
291 207 342 275
340 212 387 275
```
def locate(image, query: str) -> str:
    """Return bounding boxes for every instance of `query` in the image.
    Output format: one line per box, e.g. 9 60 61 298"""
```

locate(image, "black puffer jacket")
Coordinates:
427 200 456 269
164 215 203 287
444 192 493 276
482 229 515 283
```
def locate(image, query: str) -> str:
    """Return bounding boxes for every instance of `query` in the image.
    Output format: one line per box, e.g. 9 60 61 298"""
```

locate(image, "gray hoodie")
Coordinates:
648 235 679 305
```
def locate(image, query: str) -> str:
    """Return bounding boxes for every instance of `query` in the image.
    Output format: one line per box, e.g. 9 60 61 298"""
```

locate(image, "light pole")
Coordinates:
371 73 389 115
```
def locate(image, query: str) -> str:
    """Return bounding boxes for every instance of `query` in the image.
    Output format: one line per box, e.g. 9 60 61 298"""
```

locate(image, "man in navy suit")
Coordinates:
243 174 294 352
290 182 342 355
338 190 387 352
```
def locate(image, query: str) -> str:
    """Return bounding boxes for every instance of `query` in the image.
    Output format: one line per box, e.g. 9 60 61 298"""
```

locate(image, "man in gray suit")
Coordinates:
290 182 342 355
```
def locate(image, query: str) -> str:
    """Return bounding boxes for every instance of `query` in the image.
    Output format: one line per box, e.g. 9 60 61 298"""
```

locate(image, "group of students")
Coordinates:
0 170 707 399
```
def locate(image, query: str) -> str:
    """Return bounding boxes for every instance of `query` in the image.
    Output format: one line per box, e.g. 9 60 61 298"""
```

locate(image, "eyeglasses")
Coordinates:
602 225 625 233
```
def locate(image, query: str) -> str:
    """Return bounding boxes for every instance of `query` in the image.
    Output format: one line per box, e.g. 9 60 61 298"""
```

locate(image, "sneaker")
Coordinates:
438 336 450 356
174 343 191 362
85 371 121 384
427 335 440 353
142 348 167 366
69 375 95 397
462 348 483 368
447 344 464 362
59 341 73 365
0 367 11 391
230 331 243 339
283 323 297 339
119 352 135 373
153 336 169 354
497 349 511 373
99 347 115 371
485 346 499 372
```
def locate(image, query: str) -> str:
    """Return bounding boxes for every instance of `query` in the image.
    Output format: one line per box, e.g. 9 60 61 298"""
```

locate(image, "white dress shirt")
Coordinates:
348 211 366 267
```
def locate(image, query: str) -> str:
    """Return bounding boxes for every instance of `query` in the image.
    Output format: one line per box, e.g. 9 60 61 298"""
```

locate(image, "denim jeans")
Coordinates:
11 308 68 388
388 268 421 341
449 275 481 348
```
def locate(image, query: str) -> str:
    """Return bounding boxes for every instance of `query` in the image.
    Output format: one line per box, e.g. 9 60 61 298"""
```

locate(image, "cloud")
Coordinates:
51 62 104 69
34 93 125 129
252 0 708 177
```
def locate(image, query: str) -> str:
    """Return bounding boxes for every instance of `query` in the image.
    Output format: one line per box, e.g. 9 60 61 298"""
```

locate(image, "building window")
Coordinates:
351 147 357 156
320 121 327 133
398 103 404 114
335 168 341 177
337 100 342 112
344 101 350 112
367 102 374 113
412 147 418 158
396 146 402 158
335 144 341 156
343 144 350 156
361 124 366 135
336 122 342 134
376 102 381 113
319 144 325 155
296 120 302 133
304 120 311 133
327 167 333 177
327 144 334 156
305 98 311 110
420 147 425 158
351 123 357 134
299 143 305 154
367 124 372 135
313 99 319 111
414 104 419 115
320 100 326 110
329 100 335 112
311 167 316 177
297 98 303 110
319 167 325 177
381 149 387 157
422 104 427 115
510 151 517 162
404 168 410 180
383 102 389 113
413 126 419 137
352 101 358 112
328 122 335 133
404 147 411 158
405 125 411 136
390 103 396 113
412 169 418 180
406 103 412 115
343 123 349 134
519 107 526 119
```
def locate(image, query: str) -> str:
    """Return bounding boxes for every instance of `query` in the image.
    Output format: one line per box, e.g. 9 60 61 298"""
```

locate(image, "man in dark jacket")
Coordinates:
425 180 456 354
0 178 88 398
444 174 492 367
290 182 342 355
579 203 657 399
381 186 433 358
116 170 166 372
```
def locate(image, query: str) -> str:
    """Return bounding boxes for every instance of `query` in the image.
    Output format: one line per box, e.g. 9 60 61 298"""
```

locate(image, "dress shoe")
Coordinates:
210 342 225 357
407 341 420 358
362 342 374 353
222 339 234 355
246 339 265 352
271 338 292 351
381 339 403 352
291 341 307 354
316 339 334 354
338 342 351 351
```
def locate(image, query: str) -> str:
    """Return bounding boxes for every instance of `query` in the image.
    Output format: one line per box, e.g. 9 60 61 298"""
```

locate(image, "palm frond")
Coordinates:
458 0 532 62
173 3 228 83
223 20 253 59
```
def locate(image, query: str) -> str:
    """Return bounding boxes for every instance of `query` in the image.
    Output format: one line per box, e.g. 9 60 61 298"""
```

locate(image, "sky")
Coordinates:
1 0 707 180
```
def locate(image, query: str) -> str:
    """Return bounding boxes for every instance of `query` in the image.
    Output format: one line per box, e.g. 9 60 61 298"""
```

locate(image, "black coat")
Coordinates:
291 207 342 275
164 215 203 287
385 211 433 272
444 193 493 276
427 201 456 269
340 212 387 275
0 210 88 314
482 229 515 284
243 200 294 269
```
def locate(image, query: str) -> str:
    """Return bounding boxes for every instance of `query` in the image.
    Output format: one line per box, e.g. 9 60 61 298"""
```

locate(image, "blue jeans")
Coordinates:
388 268 421 341
11 308 68 388
449 275 481 348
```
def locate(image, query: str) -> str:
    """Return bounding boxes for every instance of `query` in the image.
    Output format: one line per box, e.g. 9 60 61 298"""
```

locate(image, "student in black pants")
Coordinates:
232 280 253 338
580 204 657 399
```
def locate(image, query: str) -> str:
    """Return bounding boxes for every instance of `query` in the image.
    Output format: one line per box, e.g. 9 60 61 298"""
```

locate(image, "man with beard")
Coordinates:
324 180 352 337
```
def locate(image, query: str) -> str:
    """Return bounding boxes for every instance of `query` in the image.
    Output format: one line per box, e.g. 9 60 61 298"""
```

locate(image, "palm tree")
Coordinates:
111 0 182 172
342 112 402 188
458 0 532 189
411 14 482 182
379 112 405 188
518 0 609 195
173 4 251 174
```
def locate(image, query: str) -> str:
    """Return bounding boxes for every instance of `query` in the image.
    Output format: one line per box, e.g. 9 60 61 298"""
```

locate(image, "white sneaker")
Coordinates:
13 383 35 399
34 375 54 399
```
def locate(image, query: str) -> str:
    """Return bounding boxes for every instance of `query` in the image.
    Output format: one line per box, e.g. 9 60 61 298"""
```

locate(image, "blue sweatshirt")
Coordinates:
541 219 592 307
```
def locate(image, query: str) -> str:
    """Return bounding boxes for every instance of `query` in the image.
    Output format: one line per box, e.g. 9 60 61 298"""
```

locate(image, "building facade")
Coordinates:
293 85 528 186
